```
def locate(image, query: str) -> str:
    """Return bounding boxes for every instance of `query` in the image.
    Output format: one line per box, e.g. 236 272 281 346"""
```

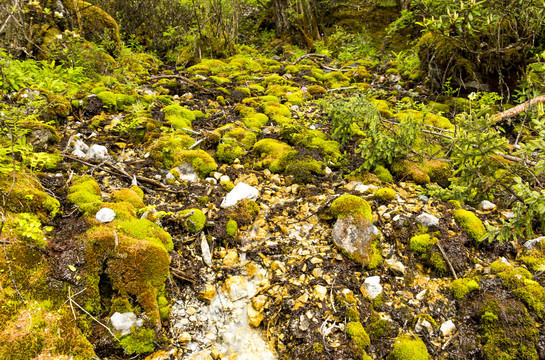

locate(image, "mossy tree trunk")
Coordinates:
272 0 321 48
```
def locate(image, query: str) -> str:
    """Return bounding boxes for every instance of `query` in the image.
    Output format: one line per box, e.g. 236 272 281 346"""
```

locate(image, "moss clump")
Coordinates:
148 134 195 169
285 158 324 184
116 219 173 252
453 209 486 242
177 150 217 178
307 85 327 96
479 298 539 360
84 226 170 325
346 321 370 349
119 327 156 355
262 102 292 120
374 188 396 202
217 127 257 163
226 219 238 237
374 165 393 183
217 143 245 164
253 139 297 173
67 175 102 215
410 234 437 255
226 199 259 226
391 160 430 185
111 188 145 210
8 184 60 222
388 335 430 360
330 194 372 221
395 109 454 131
422 159 451 187
491 262 545 317
179 209 207 233
450 277 481 299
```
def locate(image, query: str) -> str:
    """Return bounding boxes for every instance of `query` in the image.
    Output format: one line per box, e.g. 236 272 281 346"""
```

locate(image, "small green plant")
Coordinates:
13 213 46 248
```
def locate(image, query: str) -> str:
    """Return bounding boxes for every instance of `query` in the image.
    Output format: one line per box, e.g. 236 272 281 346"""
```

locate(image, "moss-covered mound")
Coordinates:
253 138 297 173
330 194 372 221
453 209 486 242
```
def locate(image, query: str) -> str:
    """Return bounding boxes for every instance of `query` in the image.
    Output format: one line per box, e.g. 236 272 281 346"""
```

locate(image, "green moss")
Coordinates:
253 139 296 173
422 159 451 187
235 86 251 97
450 277 481 299
285 158 324 184
367 240 383 270
217 143 245 164
453 209 486 242
520 253 545 272
391 160 430 185
148 133 194 169
346 321 370 349
119 327 156 355
163 104 196 121
177 150 218 178
448 200 462 209
307 85 327 96
330 194 372 221
226 199 259 226
388 335 430 360
99 202 136 221
226 219 238 237
221 180 235 192
111 188 145 210
374 165 393 183
375 188 396 202
8 184 60 222
179 209 207 233
410 234 437 255
262 102 292 121
84 226 170 323
116 219 173 252
67 176 102 215
395 109 454 131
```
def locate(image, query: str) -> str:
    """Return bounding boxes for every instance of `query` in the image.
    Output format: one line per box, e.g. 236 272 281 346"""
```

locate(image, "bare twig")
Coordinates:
437 242 457 279
150 74 213 94
67 287 119 341
491 94 545 121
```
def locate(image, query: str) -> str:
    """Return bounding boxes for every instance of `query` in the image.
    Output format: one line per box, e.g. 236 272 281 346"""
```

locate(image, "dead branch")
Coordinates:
492 94 545 121
150 74 213 94
292 53 331 65
437 242 457 279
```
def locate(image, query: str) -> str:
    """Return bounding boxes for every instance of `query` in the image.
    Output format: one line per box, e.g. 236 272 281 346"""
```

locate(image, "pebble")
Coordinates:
418 195 429 203
440 320 456 337
477 200 496 211
220 182 259 208
96 208 116 223
524 236 545 250
360 276 383 300
416 212 439 228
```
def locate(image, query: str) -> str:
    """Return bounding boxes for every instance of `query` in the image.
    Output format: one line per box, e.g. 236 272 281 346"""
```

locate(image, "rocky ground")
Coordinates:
1 46 544 360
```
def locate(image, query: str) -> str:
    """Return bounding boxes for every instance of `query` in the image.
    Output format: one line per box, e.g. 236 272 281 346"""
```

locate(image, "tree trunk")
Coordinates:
272 0 320 48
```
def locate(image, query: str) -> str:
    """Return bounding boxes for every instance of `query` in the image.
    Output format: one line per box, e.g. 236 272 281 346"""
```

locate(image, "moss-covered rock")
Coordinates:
179 209 207 233
453 209 486 242
285 158 324 184
66 175 102 215
374 165 393 183
387 334 430 360
330 194 372 221
148 133 195 169
253 139 297 173
83 225 170 325
450 277 481 299
422 159 451 187
116 218 173 252
346 321 370 349
374 188 396 202
391 160 430 185
5 175 60 222
111 188 145 210
177 149 218 178
61 0 122 54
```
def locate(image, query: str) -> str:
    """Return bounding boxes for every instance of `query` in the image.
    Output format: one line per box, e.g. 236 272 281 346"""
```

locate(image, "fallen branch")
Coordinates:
492 94 545 121
292 54 332 65
67 286 119 341
437 242 457 279
150 74 213 94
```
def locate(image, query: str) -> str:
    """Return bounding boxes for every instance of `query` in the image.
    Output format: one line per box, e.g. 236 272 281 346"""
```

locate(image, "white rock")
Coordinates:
354 184 370 193
524 236 545 250
87 144 109 161
361 276 383 300
66 134 89 158
176 162 200 182
415 317 433 335
219 175 230 183
440 320 456 337
109 312 143 336
385 258 405 275
220 182 259 208
416 212 439 228
201 233 212 267
96 208 115 223
477 200 496 211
